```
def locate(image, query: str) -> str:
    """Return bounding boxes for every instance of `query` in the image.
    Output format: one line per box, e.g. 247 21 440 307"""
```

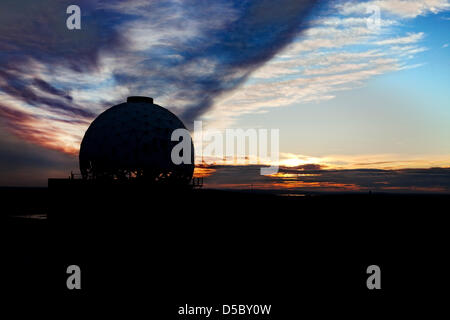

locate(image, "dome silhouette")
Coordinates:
79 96 194 184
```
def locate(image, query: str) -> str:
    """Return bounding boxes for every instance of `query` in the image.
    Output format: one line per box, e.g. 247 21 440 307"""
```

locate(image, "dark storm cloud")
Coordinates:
283 163 326 171
276 167 450 192
203 165 450 193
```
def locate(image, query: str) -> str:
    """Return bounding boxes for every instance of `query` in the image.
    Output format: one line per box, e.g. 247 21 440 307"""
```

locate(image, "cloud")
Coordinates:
0 0 322 155
375 32 424 45
0 0 449 187
108 0 322 123
0 120 77 186
0 0 130 153
279 152 450 169
201 164 450 193
202 2 439 126
205 55 402 126
291 163 326 170
336 0 450 19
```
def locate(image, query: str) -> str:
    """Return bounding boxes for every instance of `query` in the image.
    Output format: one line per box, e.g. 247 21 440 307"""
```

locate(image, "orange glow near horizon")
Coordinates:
193 154 450 171
193 166 217 178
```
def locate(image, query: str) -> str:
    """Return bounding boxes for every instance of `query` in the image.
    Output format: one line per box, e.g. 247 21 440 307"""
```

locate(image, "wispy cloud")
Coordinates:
203 1 440 126
336 0 450 18
0 0 321 154
375 32 424 45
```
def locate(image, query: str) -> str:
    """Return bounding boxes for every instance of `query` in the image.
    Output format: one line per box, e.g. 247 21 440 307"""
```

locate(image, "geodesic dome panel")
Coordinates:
79 97 194 184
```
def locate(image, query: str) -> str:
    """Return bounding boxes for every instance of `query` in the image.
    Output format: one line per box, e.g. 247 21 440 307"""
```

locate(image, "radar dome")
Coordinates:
79 96 194 184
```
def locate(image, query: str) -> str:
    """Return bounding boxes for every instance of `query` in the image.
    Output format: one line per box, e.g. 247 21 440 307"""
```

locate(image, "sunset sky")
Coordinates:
0 0 449 191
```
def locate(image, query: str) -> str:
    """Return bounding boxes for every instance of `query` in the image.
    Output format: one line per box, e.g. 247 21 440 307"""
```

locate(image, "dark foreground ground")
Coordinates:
1 184 449 315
